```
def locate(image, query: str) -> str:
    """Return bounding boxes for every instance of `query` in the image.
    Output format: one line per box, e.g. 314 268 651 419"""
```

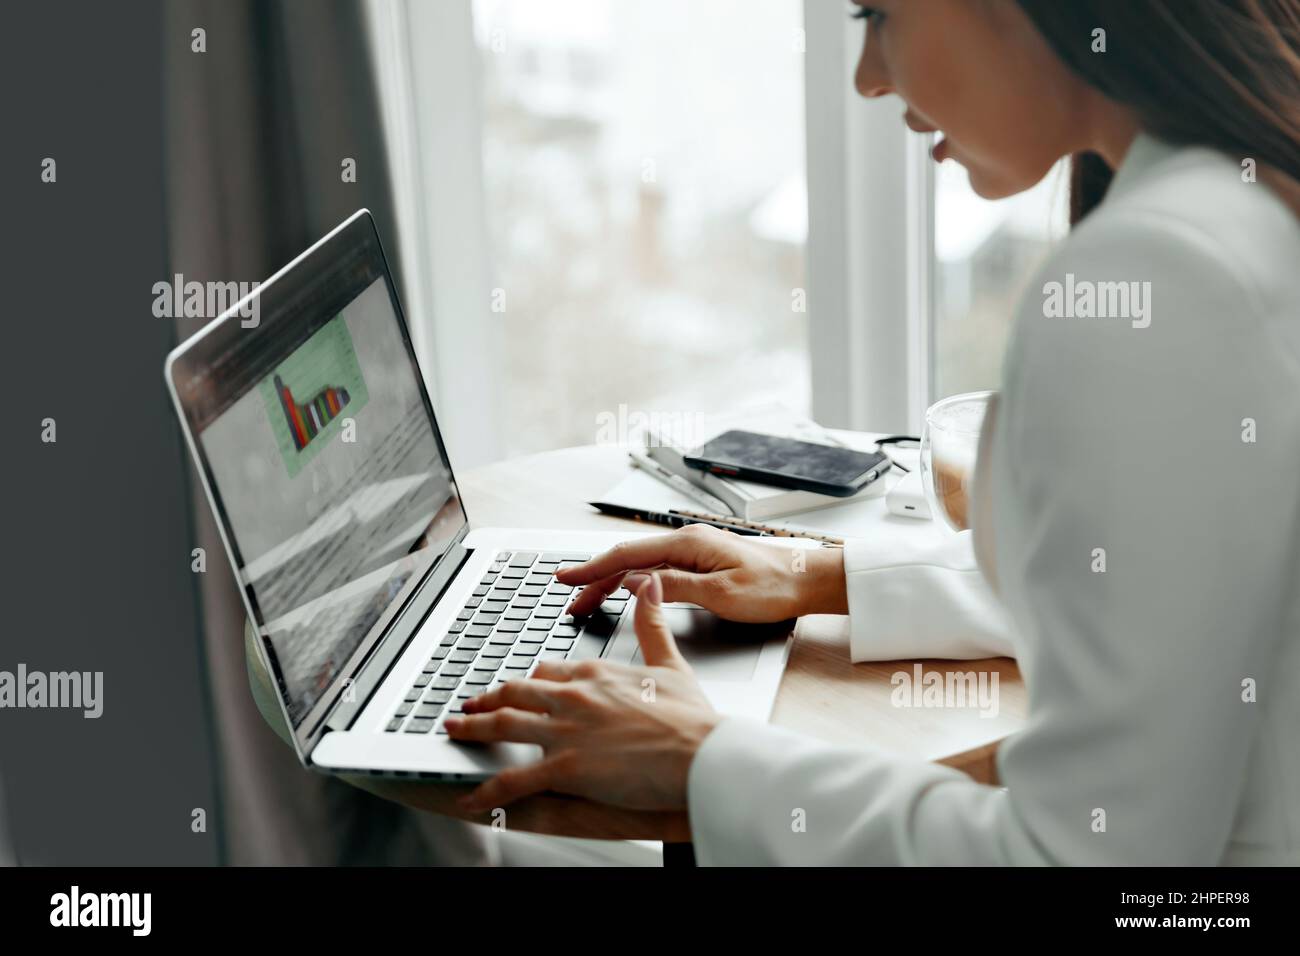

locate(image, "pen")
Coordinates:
587 501 845 547
588 501 759 534
627 449 733 514
670 509 845 547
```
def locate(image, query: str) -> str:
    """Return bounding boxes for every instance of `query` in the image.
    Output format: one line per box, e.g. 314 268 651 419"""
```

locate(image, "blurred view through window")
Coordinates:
933 159 1070 399
472 0 809 457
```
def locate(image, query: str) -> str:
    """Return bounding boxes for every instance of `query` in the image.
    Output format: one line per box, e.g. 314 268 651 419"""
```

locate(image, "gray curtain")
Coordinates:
0 772 13 866
162 0 488 866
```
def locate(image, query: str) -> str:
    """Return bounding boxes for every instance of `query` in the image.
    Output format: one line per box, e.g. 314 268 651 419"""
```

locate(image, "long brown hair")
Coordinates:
1013 0 1300 224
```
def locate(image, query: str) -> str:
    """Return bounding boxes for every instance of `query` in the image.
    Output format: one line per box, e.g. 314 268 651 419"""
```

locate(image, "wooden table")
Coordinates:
247 444 1025 844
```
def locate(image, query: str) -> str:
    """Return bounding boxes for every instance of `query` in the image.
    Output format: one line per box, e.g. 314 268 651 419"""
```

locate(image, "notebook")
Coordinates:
597 461 897 542
641 405 888 521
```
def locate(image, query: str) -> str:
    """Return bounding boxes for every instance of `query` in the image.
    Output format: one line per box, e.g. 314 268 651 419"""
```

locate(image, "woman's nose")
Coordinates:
854 39 892 99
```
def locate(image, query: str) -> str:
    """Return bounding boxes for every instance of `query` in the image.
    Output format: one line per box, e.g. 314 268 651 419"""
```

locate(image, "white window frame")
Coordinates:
803 0 933 435
368 0 934 459
365 0 504 468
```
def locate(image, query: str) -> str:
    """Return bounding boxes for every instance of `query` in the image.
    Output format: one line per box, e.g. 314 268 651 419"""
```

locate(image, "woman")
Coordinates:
446 0 1300 865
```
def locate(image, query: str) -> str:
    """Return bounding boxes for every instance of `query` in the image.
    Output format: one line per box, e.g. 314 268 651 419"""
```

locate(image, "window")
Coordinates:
472 0 809 457
931 159 1070 399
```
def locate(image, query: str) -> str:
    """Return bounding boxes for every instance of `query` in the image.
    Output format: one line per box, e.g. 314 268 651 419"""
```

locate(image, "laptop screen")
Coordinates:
170 215 466 730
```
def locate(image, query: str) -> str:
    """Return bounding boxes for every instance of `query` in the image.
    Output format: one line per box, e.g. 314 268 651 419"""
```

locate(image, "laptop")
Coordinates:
165 210 801 779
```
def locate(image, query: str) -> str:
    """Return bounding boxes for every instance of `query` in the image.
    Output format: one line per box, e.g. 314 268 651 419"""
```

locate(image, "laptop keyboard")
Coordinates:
384 551 630 735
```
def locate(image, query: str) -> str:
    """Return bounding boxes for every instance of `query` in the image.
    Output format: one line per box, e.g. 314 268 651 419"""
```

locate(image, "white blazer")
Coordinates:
687 134 1300 865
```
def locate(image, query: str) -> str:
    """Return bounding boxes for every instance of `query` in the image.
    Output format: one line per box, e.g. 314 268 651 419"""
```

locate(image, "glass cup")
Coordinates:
920 391 993 532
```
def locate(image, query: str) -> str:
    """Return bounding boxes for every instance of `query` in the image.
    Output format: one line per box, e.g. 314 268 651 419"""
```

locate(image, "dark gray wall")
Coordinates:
1 0 222 864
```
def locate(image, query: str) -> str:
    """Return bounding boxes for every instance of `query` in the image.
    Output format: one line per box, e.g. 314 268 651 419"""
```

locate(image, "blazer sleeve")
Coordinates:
843 529 1014 661
688 212 1297 865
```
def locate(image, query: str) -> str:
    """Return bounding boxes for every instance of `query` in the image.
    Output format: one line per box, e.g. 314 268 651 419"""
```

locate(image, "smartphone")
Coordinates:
683 430 891 498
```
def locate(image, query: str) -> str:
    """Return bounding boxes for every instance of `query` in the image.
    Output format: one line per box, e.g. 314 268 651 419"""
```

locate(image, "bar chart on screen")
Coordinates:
275 375 351 451
259 315 370 478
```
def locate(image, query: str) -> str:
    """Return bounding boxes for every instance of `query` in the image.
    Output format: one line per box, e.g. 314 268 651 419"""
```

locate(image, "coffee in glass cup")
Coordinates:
920 391 993 532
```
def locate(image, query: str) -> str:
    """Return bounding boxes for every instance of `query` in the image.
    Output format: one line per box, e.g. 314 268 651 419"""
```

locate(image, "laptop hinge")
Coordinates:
320 538 474 735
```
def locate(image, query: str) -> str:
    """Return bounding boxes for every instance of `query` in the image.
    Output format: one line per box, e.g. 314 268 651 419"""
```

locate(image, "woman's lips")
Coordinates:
903 114 950 162
904 112 935 134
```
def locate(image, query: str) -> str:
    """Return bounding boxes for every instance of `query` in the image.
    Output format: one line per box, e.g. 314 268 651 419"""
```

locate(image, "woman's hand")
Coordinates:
557 523 848 622
445 573 721 812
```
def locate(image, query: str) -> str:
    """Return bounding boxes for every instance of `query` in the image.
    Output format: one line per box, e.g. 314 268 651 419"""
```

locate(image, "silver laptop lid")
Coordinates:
165 210 469 761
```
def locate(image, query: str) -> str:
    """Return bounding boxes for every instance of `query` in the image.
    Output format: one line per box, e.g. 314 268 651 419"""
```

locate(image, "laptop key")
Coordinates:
518 585 545 598
542 552 591 563
426 689 453 704
475 657 503 672
480 645 511 659
481 600 509 614
413 674 432 687
508 552 539 568
404 688 424 702
430 646 450 661
464 625 492 638
600 601 627 616
541 594 568 607
406 718 436 734
534 607 561 620
552 625 581 639
500 567 527 580
540 649 569 661
416 702 444 719
496 620 524 633
472 585 490 597
546 638 575 651
465 671 493 686
510 644 541 658
449 648 477 663
433 675 461 690
526 618 553 631
472 613 500 626
395 703 413 716
386 719 404 732
457 636 486 650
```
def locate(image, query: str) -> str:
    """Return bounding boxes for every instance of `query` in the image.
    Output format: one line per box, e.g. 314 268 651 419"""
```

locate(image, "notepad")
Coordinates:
597 465 896 542
640 404 888 521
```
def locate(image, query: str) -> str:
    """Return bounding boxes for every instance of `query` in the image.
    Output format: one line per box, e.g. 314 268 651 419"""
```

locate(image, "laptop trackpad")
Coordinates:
625 607 781 682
